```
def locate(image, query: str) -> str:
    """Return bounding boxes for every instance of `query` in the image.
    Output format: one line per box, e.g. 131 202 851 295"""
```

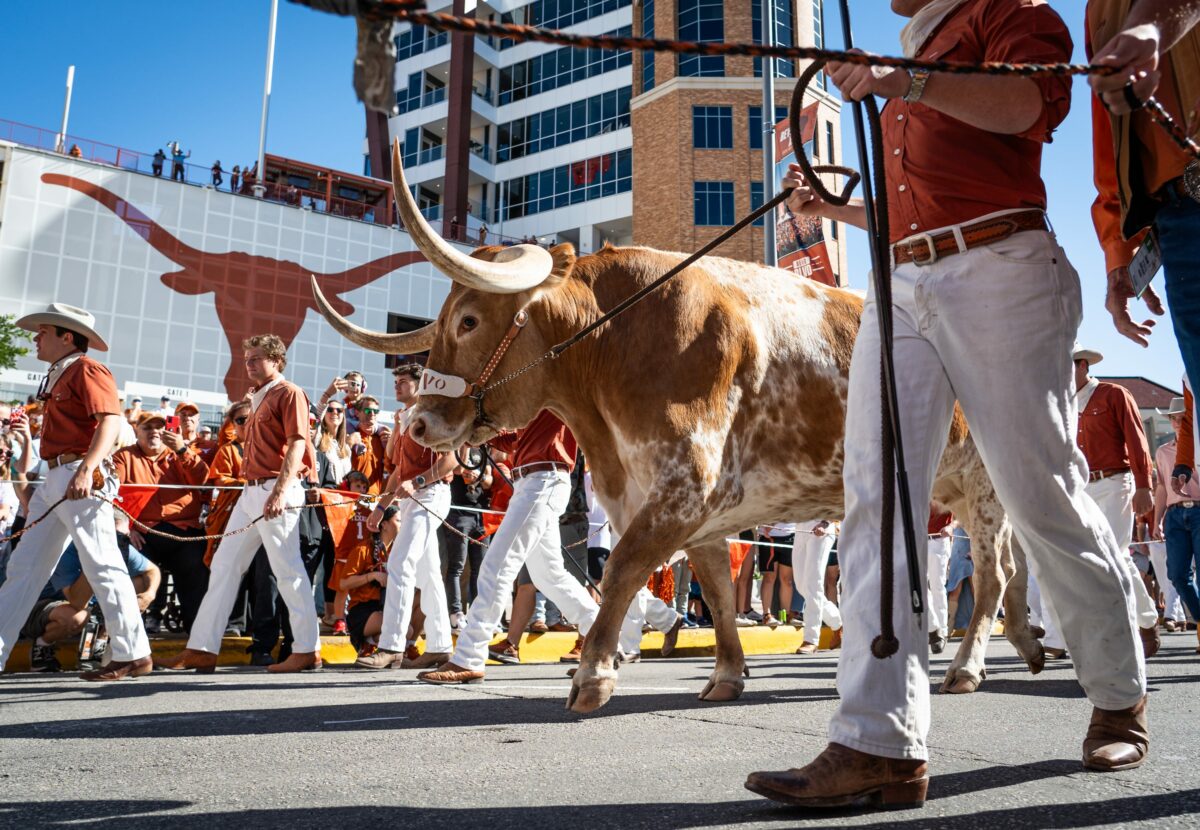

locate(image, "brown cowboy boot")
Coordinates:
829 627 843 650
354 648 406 670
746 742 929 809
560 635 585 663
795 642 818 655
1139 625 1160 658
660 615 685 657
81 656 152 682
401 650 451 669
153 648 218 674
267 651 322 673
1082 695 1149 771
417 661 485 685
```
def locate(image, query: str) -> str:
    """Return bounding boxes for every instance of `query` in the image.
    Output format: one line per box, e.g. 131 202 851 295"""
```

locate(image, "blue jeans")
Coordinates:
1163 504 1200 621
1159 194 1200 390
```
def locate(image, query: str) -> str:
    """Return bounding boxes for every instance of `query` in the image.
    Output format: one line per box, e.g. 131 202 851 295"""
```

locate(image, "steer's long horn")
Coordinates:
390 138 553 294
311 276 436 354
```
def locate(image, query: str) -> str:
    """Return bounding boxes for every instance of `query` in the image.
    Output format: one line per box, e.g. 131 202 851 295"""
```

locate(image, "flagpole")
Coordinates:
254 0 279 198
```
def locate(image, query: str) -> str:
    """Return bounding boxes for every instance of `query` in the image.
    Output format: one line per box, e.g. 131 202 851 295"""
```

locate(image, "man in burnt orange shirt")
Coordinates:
752 0 1149 808
0 303 151 680
349 394 391 494
113 411 211 632
157 334 322 674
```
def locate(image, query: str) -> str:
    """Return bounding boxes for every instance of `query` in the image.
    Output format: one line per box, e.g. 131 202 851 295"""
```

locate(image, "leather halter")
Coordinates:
417 309 529 429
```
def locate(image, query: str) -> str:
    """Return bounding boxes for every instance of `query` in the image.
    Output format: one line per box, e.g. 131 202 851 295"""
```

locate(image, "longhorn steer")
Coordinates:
314 140 1043 712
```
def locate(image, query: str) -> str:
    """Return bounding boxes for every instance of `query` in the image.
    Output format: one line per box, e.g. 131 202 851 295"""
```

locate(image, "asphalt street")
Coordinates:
1 633 1198 829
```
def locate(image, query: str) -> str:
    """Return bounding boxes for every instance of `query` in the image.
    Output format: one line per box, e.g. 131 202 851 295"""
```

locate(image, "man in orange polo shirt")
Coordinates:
0 302 151 680
349 394 391 494
156 334 322 674
113 411 211 632
750 0 1149 808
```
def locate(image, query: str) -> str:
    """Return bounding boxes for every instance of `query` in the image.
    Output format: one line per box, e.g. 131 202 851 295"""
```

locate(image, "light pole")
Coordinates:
56 65 75 155
254 0 279 198
760 0 777 267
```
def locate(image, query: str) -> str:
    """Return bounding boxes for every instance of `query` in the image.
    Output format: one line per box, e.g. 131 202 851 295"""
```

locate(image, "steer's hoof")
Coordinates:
566 666 617 714
699 673 745 702
940 668 985 694
1027 643 1046 675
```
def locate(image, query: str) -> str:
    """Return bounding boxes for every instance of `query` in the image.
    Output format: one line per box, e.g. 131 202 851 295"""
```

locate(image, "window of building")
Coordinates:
750 181 765 226
694 181 734 226
641 0 656 93
678 0 724 77
748 105 788 149
394 24 447 62
825 121 836 164
385 312 434 369
752 0 797 78
498 26 632 104
692 106 733 149
499 0 632 49
501 148 632 221
812 0 827 89
497 87 632 162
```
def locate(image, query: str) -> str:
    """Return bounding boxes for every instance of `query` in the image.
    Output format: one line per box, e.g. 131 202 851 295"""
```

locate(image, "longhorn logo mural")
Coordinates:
41 173 424 398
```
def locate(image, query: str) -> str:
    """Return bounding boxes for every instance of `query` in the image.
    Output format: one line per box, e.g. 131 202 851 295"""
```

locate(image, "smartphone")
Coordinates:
164 415 180 432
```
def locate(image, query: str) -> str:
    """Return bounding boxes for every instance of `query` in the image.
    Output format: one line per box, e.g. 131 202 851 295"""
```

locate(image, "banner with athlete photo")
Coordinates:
773 104 835 287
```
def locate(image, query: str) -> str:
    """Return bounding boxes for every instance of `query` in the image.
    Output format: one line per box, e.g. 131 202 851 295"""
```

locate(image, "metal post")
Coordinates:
760 0 777 267
254 0 279 198
56 65 75 155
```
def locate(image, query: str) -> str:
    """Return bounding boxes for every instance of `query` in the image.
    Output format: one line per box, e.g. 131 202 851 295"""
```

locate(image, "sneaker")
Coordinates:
548 621 577 633
250 652 275 667
331 619 349 637
30 643 61 673
683 616 700 629
762 614 780 628
529 620 549 634
744 610 764 623
143 615 162 635
450 612 467 632
488 639 520 665
735 614 756 628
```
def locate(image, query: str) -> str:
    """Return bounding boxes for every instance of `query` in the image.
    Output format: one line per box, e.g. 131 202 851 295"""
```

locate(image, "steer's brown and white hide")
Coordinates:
312 140 1042 714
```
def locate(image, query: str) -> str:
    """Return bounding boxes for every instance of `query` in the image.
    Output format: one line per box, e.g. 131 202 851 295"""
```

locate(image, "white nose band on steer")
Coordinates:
418 368 472 398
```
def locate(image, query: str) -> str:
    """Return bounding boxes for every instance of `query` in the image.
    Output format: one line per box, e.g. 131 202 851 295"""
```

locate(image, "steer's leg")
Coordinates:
568 508 693 714
1000 534 1044 675
686 539 747 702
941 499 1007 694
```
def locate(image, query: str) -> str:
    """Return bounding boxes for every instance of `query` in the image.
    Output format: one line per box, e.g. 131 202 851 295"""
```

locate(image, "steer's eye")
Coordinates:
461 316 478 331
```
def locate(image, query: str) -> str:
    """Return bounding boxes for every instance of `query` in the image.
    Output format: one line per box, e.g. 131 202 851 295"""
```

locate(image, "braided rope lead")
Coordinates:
288 1 1199 156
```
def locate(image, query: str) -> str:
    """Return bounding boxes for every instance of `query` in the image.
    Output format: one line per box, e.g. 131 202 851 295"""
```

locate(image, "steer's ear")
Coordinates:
542 243 576 289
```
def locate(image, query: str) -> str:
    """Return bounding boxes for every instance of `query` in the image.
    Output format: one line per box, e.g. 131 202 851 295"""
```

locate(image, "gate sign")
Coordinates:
773 103 835 287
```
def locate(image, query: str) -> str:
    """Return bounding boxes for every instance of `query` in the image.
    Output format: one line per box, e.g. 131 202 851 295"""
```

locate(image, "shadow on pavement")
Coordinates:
4 789 1199 829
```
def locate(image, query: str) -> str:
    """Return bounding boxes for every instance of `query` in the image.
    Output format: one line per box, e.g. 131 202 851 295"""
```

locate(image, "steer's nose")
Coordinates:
409 414 428 442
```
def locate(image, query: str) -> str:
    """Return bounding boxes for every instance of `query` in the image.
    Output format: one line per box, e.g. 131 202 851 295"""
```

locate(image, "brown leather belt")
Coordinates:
1167 500 1198 512
511 462 572 481
46 453 83 469
246 476 277 487
1088 467 1131 483
892 209 1049 266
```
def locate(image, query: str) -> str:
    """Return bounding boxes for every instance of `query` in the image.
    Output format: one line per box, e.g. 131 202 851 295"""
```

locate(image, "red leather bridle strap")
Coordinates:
472 309 528 392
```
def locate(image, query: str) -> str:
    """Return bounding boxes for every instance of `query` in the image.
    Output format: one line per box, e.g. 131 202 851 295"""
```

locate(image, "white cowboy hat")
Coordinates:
1157 396 1187 416
15 302 109 351
1071 342 1103 366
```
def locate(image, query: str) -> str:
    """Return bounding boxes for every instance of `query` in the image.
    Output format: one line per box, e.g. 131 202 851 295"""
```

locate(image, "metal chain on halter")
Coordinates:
290 0 1200 159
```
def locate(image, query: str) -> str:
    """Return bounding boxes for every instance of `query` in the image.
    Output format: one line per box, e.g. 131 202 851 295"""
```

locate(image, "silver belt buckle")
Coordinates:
1183 160 1200 203
902 232 937 266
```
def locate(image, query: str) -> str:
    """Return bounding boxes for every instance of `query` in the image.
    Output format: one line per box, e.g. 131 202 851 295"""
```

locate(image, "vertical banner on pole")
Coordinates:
773 103 834 286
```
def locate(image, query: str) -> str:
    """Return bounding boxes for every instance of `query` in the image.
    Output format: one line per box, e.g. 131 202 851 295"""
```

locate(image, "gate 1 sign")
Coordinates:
773 104 835 287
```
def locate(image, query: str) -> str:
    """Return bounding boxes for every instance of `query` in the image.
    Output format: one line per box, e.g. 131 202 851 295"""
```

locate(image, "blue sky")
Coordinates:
0 0 1184 389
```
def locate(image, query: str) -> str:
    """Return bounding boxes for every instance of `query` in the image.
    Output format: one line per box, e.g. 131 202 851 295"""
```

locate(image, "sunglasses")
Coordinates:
327 407 345 415
360 407 380 415
233 416 249 426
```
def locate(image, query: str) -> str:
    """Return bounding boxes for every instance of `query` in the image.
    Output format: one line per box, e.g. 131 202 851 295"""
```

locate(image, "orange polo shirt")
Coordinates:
488 410 576 469
242 380 317 481
342 527 389 609
1076 381 1153 489
40 355 121 459
113 443 211 529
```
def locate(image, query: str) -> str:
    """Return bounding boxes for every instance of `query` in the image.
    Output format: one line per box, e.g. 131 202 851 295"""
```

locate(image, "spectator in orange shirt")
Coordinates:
113 411 212 632
337 474 399 655
203 400 251 567
349 395 391 494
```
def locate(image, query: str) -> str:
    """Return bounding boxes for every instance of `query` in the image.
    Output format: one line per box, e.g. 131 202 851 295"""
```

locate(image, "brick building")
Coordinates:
631 0 847 284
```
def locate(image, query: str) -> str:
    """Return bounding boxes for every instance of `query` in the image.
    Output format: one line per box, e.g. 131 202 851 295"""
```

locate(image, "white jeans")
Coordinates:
792 523 842 645
1146 540 1185 621
0 462 149 666
619 586 683 654
926 536 952 636
188 478 319 654
453 470 598 671
378 482 452 654
829 230 1146 761
1086 474 1159 629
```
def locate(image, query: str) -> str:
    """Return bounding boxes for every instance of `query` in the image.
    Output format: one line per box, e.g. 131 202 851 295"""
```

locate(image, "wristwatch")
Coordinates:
903 69 931 104
414 474 427 489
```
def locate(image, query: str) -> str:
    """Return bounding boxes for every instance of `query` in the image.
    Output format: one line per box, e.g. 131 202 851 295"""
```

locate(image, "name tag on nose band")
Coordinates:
418 369 472 399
